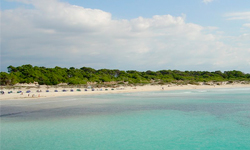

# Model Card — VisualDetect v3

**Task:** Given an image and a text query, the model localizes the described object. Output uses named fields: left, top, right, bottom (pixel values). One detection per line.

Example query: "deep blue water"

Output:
left=1, top=88, right=250, bottom=150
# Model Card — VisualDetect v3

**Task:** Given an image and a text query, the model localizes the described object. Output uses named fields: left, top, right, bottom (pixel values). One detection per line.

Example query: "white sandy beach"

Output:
left=1, top=84, right=250, bottom=100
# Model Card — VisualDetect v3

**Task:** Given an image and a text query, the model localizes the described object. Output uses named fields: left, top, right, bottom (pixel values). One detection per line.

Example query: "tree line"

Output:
left=0, top=64, right=250, bottom=86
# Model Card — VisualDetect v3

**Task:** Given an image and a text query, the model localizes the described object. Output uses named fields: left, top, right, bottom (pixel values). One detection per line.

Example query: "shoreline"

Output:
left=1, top=84, right=250, bottom=100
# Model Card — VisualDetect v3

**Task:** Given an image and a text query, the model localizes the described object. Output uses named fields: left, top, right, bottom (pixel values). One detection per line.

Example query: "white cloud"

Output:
left=203, top=0, right=214, bottom=4
left=225, top=12, right=250, bottom=21
left=1, top=0, right=250, bottom=72
left=225, top=12, right=250, bottom=36
left=243, top=23, right=250, bottom=28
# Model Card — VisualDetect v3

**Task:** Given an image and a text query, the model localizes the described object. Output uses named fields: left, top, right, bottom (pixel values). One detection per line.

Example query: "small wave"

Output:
left=18, top=99, right=78, bottom=107
left=198, top=90, right=207, bottom=93
left=0, top=112, right=22, bottom=117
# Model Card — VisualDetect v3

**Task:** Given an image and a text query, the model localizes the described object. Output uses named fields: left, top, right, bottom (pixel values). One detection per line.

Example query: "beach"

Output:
left=1, top=83, right=250, bottom=100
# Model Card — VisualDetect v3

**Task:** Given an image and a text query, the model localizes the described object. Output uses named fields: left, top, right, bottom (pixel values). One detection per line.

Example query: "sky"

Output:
left=1, top=0, right=250, bottom=73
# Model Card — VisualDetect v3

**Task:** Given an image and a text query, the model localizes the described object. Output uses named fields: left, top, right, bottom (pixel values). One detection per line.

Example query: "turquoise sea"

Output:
left=1, top=88, right=250, bottom=150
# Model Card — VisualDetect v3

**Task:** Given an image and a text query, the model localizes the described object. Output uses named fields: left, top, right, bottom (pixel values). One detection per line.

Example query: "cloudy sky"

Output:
left=1, top=0, right=250, bottom=73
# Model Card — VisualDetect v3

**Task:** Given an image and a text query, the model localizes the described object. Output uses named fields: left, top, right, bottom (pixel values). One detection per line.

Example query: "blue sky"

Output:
left=1, top=0, right=250, bottom=72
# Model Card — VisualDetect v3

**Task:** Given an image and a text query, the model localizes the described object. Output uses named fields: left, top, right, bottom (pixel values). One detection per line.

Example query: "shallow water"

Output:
left=1, top=88, right=250, bottom=150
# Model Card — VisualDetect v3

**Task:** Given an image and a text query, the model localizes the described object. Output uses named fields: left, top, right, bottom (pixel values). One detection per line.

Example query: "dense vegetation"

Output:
left=0, top=64, right=250, bottom=86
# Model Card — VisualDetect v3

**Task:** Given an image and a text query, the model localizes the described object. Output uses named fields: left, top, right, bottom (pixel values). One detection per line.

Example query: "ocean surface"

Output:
left=1, top=88, right=250, bottom=150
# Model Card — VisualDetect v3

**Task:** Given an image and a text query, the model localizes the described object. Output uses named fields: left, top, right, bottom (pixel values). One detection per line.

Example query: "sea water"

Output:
left=1, top=88, right=250, bottom=150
